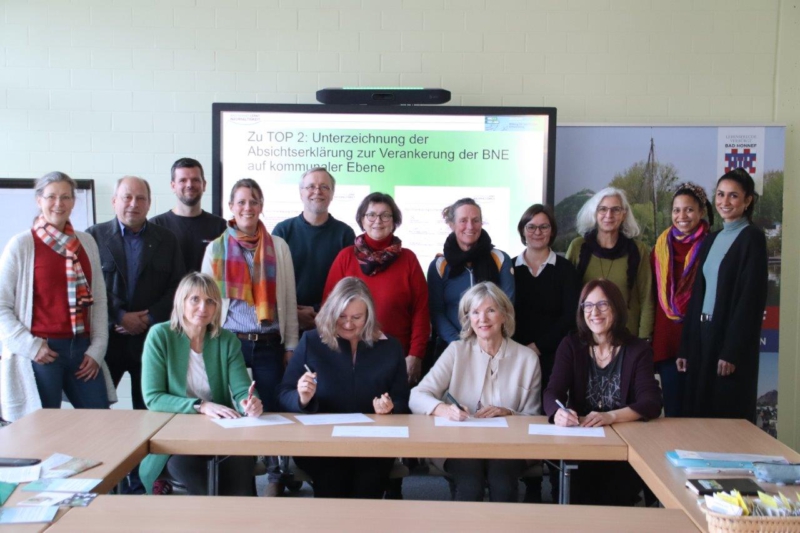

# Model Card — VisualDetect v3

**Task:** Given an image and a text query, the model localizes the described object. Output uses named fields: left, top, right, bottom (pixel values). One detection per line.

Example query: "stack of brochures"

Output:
left=666, top=449, right=789, bottom=476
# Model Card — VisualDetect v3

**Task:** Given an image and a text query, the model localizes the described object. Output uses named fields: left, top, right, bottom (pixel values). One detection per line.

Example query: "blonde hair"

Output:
left=315, top=277, right=381, bottom=350
left=170, top=273, right=223, bottom=338
left=458, top=282, right=516, bottom=341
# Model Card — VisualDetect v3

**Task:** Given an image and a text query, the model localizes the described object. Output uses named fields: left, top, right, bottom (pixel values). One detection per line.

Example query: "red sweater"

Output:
left=323, top=236, right=430, bottom=358
left=31, top=231, right=92, bottom=339
left=650, top=240, right=693, bottom=364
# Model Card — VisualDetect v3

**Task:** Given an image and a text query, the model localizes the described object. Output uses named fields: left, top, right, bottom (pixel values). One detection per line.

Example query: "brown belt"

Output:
left=236, top=332, right=282, bottom=345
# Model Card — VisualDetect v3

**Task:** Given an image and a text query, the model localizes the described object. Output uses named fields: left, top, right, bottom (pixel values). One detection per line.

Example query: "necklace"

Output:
left=598, top=257, right=616, bottom=279
left=591, top=345, right=617, bottom=409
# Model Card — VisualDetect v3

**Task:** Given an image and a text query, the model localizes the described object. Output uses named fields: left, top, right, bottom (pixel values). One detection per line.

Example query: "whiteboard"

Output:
left=0, top=179, right=96, bottom=256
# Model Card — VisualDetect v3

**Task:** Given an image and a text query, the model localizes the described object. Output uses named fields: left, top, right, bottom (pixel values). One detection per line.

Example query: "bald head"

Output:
left=113, top=176, right=151, bottom=231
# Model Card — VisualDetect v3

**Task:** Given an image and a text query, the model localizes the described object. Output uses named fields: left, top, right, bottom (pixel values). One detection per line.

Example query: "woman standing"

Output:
left=0, top=172, right=114, bottom=421
left=141, top=273, right=263, bottom=496
left=566, top=188, right=653, bottom=340
left=677, top=169, right=768, bottom=422
left=279, top=277, right=409, bottom=499
left=428, top=198, right=515, bottom=354
left=411, top=282, right=540, bottom=502
left=201, top=178, right=298, bottom=496
left=323, top=192, right=429, bottom=384
left=650, top=183, right=712, bottom=417
left=544, top=279, right=661, bottom=505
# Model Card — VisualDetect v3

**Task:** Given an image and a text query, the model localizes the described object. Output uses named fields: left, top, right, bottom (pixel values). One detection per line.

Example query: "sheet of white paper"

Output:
left=528, top=424, right=606, bottom=438
left=331, top=426, right=409, bottom=438
left=39, top=453, right=72, bottom=472
left=210, top=414, right=295, bottom=428
left=294, top=413, right=374, bottom=426
left=17, top=491, right=73, bottom=507
left=674, top=450, right=788, bottom=464
left=24, top=478, right=101, bottom=493
left=0, top=465, right=41, bottom=483
left=434, top=417, right=509, bottom=428
left=0, top=506, right=58, bottom=524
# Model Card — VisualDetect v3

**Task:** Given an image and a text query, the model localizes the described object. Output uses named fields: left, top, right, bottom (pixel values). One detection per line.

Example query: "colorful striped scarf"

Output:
left=33, top=215, right=93, bottom=335
left=653, top=220, right=709, bottom=322
left=209, top=219, right=277, bottom=323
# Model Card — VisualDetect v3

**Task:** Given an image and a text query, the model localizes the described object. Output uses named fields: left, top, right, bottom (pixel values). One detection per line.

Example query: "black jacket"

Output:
left=678, top=224, right=768, bottom=421
left=86, top=218, right=185, bottom=330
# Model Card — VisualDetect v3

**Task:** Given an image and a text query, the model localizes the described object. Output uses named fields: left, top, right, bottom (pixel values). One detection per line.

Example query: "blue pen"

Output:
left=303, top=364, right=317, bottom=384
left=555, top=399, right=568, bottom=411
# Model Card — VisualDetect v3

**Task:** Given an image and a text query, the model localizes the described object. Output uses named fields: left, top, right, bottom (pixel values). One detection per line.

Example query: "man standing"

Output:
left=87, top=176, right=185, bottom=410
left=273, top=167, right=355, bottom=331
left=150, top=158, right=227, bottom=272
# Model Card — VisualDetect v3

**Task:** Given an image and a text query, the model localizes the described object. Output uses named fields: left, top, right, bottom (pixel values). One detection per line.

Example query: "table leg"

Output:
left=207, top=456, right=219, bottom=496
left=558, top=461, right=578, bottom=505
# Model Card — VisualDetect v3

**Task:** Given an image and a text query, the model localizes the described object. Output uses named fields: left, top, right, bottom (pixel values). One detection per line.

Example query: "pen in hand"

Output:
left=304, top=364, right=318, bottom=384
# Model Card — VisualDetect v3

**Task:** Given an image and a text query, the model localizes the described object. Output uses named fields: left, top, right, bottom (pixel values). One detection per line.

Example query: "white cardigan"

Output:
left=201, top=233, right=299, bottom=350
left=0, top=230, right=117, bottom=421
left=410, top=338, right=542, bottom=417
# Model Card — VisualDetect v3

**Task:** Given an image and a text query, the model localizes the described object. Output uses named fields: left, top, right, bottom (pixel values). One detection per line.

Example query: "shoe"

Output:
left=152, top=480, right=173, bottom=495
left=254, top=461, right=267, bottom=476
left=264, top=482, right=285, bottom=497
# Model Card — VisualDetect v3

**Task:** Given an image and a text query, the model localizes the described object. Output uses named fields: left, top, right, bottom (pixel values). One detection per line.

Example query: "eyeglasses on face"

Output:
left=524, top=223, right=551, bottom=233
left=302, top=185, right=331, bottom=192
left=597, top=206, right=624, bottom=216
left=42, top=195, right=74, bottom=203
left=580, top=300, right=610, bottom=313
left=364, top=212, right=393, bottom=222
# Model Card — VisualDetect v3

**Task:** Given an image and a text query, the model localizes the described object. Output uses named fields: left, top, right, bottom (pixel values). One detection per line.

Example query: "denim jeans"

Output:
left=31, top=336, right=109, bottom=409
left=655, top=359, right=684, bottom=417
left=237, top=338, right=290, bottom=484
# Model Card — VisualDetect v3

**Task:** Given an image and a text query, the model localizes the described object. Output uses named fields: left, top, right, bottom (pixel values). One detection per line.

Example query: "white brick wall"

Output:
left=0, top=0, right=781, bottom=223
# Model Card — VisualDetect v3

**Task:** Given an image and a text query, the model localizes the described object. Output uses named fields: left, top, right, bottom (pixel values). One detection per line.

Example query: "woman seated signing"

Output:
left=140, top=272, right=263, bottom=496
left=543, top=278, right=662, bottom=505
left=410, top=281, right=541, bottom=503
left=278, top=277, right=409, bottom=499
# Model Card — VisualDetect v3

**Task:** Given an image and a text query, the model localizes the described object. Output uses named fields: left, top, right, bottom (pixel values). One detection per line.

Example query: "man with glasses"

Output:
left=273, top=167, right=355, bottom=332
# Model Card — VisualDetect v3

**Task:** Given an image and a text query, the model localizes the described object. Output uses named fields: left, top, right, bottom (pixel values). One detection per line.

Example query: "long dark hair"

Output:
left=716, top=168, right=758, bottom=222
left=575, top=279, right=633, bottom=347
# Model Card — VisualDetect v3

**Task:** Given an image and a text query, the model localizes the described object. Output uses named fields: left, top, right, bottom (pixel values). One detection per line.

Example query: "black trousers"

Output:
left=294, top=456, right=393, bottom=499
left=165, top=455, right=256, bottom=496
left=570, top=460, right=643, bottom=506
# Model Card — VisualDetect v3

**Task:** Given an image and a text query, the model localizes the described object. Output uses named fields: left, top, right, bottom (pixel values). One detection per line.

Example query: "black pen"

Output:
left=445, top=391, right=465, bottom=411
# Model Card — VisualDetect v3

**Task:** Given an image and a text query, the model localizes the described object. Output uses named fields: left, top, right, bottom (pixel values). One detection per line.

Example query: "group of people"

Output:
left=0, top=158, right=767, bottom=504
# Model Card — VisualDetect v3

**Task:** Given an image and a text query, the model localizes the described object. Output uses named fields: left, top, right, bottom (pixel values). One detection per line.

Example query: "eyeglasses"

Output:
left=580, top=300, right=610, bottom=313
left=42, top=195, right=74, bottom=203
left=302, top=185, right=331, bottom=192
left=597, top=206, right=624, bottom=216
left=364, top=212, right=393, bottom=222
left=524, top=223, right=551, bottom=233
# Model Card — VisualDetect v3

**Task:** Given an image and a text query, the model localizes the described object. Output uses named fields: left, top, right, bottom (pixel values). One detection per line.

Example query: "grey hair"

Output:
left=442, top=197, right=481, bottom=225
left=300, top=167, right=336, bottom=191
left=170, top=272, right=223, bottom=338
left=458, top=282, right=516, bottom=341
left=575, top=187, right=641, bottom=238
left=115, top=176, right=152, bottom=202
left=35, top=171, right=76, bottom=198
left=315, top=277, right=380, bottom=350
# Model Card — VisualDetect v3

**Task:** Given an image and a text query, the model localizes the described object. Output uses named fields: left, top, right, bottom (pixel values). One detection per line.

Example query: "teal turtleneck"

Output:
left=701, top=217, right=749, bottom=314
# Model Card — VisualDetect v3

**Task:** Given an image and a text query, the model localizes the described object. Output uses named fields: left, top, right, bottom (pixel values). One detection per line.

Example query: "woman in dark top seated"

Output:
left=544, top=278, right=662, bottom=505
left=278, top=276, right=409, bottom=499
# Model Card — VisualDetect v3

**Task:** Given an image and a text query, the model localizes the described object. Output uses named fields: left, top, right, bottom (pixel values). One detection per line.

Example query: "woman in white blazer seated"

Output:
left=410, top=281, right=541, bottom=502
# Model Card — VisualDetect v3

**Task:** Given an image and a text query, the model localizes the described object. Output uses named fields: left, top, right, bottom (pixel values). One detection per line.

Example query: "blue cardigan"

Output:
left=278, top=330, right=410, bottom=415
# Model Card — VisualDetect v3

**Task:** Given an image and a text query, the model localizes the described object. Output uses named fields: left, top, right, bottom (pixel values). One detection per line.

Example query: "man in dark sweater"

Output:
left=273, top=167, right=355, bottom=331
left=150, top=158, right=227, bottom=272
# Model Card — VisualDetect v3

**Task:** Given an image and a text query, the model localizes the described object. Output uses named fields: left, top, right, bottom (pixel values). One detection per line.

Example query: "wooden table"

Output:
left=44, top=495, right=700, bottom=532
left=0, top=409, right=173, bottom=532
left=151, top=413, right=629, bottom=501
left=613, top=418, right=800, bottom=532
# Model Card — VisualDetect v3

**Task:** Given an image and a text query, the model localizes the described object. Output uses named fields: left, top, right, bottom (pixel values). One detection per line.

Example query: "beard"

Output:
left=178, top=194, right=201, bottom=207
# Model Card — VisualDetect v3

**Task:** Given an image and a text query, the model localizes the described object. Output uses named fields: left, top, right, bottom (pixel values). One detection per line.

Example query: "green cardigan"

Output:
left=139, top=322, right=255, bottom=493
left=565, top=237, right=654, bottom=339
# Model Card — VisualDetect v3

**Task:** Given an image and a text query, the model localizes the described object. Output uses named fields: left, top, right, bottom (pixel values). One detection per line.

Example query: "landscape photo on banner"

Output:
left=553, top=125, right=784, bottom=437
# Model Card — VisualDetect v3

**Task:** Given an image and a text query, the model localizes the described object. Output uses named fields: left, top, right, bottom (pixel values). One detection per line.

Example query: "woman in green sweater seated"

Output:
left=566, top=188, right=654, bottom=340
left=140, top=272, right=263, bottom=495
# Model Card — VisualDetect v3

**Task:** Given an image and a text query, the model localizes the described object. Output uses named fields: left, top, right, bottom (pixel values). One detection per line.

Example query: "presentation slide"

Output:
left=215, top=105, right=554, bottom=266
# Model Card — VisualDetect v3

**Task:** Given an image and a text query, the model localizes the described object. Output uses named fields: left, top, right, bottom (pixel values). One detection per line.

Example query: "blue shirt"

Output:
left=118, top=219, right=146, bottom=322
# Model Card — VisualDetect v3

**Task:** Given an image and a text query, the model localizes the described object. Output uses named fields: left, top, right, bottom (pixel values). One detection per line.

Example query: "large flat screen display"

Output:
left=213, top=103, right=556, bottom=265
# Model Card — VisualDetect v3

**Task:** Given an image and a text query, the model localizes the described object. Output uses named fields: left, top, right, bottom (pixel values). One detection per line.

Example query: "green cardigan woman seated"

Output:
left=140, top=272, right=263, bottom=495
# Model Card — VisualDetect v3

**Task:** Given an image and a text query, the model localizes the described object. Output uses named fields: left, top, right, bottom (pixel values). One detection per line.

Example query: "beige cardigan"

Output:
left=201, top=233, right=299, bottom=350
left=410, top=338, right=542, bottom=417
left=0, top=230, right=117, bottom=421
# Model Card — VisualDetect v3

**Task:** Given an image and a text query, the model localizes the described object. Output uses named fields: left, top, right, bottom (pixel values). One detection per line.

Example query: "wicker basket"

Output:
left=703, top=504, right=800, bottom=533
